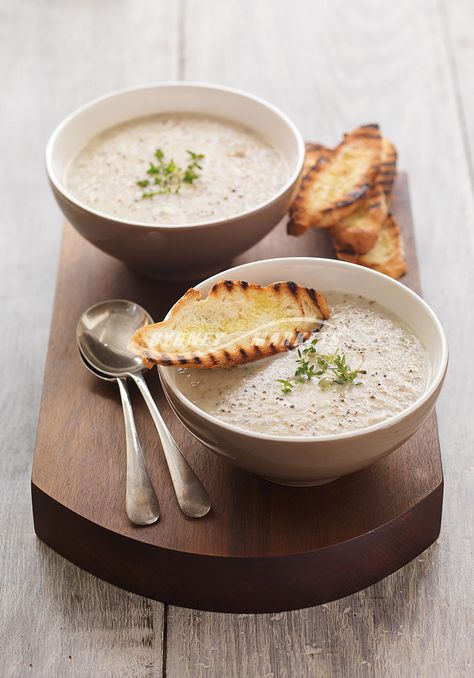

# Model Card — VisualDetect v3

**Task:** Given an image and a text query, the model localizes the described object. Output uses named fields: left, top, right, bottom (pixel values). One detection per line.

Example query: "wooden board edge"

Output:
left=31, top=478, right=443, bottom=613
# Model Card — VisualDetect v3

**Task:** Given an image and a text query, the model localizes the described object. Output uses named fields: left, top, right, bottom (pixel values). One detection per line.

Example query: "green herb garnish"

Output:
left=276, top=379, right=294, bottom=394
left=318, top=377, right=336, bottom=392
left=136, top=149, right=205, bottom=199
left=329, top=353, right=361, bottom=386
left=295, top=339, right=319, bottom=382
left=276, top=336, right=363, bottom=394
left=187, top=150, right=204, bottom=162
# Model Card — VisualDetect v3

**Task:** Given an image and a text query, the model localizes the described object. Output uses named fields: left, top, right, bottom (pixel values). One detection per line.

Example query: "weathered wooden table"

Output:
left=1, top=1, right=473, bottom=676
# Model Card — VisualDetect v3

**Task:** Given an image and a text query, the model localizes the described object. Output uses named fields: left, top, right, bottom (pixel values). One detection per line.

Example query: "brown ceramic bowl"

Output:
left=45, top=83, right=304, bottom=280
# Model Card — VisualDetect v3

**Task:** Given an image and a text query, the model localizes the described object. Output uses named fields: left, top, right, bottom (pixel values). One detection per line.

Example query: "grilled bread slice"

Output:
left=289, top=124, right=382, bottom=233
left=129, top=280, right=331, bottom=368
left=335, top=215, right=406, bottom=279
left=303, top=142, right=333, bottom=176
left=287, top=216, right=311, bottom=236
left=376, top=138, right=397, bottom=201
left=329, top=185, right=388, bottom=254
left=289, top=144, right=334, bottom=235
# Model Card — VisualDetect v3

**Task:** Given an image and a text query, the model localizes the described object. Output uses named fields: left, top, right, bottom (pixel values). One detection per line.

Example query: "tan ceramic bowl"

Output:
left=45, top=83, right=304, bottom=280
left=160, top=257, right=448, bottom=486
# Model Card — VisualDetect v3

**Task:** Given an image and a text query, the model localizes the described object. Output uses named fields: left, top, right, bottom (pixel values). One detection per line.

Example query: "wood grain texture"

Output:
left=1, top=0, right=473, bottom=675
left=165, top=0, right=474, bottom=675
left=0, top=0, right=178, bottom=675
left=440, top=0, right=474, bottom=192
left=31, top=177, right=443, bottom=613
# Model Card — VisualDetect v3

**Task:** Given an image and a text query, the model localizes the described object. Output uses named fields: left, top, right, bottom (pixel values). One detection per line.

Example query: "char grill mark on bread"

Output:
left=377, top=138, right=397, bottom=201
left=303, top=142, right=333, bottom=176
left=329, top=185, right=388, bottom=255
left=129, top=281, right=331, bottom=368
left=289, top=124, right=382, bottom=234
left=288, top=128, right=406, bottom=277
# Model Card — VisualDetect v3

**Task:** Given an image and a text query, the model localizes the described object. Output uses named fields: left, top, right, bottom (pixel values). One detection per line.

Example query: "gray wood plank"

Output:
left=2, top=0, right=474, bottom=676
left=439, top=0, right=474, bottom=192
left=165, top=1, right=474, bottom=676
left=0, top=1, right=179, bottom=675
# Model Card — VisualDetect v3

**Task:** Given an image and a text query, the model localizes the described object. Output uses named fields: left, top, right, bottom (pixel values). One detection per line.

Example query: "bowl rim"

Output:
left=159, top=256, right=449, bottom=443
left=45, top=81, right=305, bottom=230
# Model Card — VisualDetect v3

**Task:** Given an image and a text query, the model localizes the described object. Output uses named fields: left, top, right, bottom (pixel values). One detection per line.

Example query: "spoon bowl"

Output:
left=77, top=347, right=116, bottom=382
left=76, top=314, right=160, bottom=526
left=77, top=298, right=211, bottom=518
left=76, top=299, right=151, bottom=377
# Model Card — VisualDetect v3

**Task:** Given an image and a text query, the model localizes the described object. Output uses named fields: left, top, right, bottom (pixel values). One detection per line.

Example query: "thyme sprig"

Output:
left=136, top=149, right=205, bottom=199
left=276, top=379, right=294, bottom=394
left=295, top=339, right=319, bottom=382
left=276, top=336, right=363, bottom=393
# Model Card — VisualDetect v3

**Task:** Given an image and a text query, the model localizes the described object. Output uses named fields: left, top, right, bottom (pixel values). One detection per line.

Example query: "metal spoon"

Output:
left=76, top=299, right=211, bottom=518
left=77, top=349, right=160, bottom=526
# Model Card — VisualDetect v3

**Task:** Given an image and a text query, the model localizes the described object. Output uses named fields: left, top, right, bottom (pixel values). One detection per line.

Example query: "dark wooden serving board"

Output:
left=32, top=174, right=443, bottom=613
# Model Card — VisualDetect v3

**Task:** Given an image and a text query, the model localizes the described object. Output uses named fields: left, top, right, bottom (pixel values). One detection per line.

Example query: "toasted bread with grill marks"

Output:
left=303, top=142, right=333, bottom=176
left=289, top=124, right=382, bottom=233
left=289, top=144, right=334, bottom=235
left=129, top=280, right=331, bottom=368
left=329, top=185, right=388, bottom=254
left=287, top=216, right=310, bottom=236
left=376, top=138, right=397, bottom=202
left=335, top=215, right=406, bottom=279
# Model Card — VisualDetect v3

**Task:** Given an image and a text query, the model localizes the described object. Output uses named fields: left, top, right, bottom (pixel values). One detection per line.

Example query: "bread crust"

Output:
left=303, top=142, right=333, bottom=176
left=129, top=280, right=331, bottom=368
left=335, top=215, right=406, bottom=279
left=288, top=128, right=404, bottom=277
left=377, top=138, right=397, bottom=201
left=329, top=185, right=388, bottom=254
left=289, top=124, right=382, bottom=233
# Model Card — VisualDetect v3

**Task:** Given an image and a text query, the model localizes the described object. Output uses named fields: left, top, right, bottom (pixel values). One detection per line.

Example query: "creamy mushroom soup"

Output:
left=66, top=113, right=288, bottom=224
left=174, top=292, right=430, bottom=437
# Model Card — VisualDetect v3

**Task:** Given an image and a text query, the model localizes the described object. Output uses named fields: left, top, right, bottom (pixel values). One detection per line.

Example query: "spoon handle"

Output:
left=116, top=378, right=160, bottom=525
left=130, top=372, right=211, bottom=518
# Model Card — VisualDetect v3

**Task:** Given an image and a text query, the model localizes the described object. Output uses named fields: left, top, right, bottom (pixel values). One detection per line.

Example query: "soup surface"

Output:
left=66, top=113, right=288, bottom=224
left=174, top=292, right=430, bottom=436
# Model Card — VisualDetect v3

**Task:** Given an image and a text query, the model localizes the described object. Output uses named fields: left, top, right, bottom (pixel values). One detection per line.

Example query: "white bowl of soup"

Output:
left=46, top=83, right=304, bottom=279
left=159, top=257, right=448, bottom=486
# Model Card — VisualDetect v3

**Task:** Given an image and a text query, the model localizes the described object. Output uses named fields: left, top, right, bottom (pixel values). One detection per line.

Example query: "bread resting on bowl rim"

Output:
left=129, top=280, right=331, bottom=368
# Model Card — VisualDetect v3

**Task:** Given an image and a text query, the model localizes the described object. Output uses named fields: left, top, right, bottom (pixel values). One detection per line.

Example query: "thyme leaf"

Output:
left=136, top=148, right=205, bottom=199
left=276, top=379, right=294, bottom=394
left=276, top=336, right=363, bottom=394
